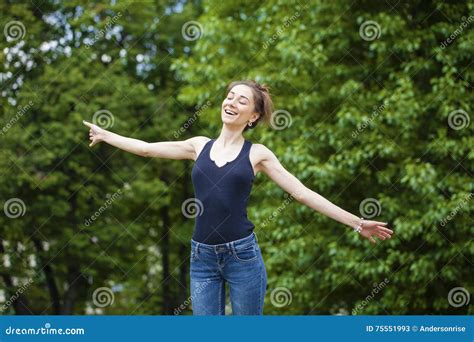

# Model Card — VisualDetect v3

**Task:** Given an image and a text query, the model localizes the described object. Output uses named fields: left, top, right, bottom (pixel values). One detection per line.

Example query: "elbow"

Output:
left=290, top=187, right=309, bottom=204
left=141, top=143, right=151, bottom=157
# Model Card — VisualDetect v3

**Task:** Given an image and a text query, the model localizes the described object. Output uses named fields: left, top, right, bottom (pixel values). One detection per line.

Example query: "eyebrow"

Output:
left=229, top=91, right=249, bottom=101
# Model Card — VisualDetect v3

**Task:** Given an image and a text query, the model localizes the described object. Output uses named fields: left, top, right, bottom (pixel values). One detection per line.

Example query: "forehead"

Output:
left=228, top=84, right=254, bottom=101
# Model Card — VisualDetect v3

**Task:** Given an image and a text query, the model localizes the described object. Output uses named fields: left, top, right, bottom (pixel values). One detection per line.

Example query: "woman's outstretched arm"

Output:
left=254, top=144, right=393, bottom=244
left=82, top=120, right=208, bottom=160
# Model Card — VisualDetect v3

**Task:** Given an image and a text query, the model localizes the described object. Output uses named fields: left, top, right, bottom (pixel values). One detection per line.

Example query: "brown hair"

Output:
left=226, top=80, right=274, bottom=132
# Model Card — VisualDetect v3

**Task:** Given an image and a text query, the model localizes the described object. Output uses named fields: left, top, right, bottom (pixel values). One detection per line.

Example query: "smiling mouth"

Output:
left=224, top=109, right=238, bottom=116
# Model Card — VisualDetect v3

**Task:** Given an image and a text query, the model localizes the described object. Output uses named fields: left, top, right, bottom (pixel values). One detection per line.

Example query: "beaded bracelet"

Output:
left=353, top=217, right=364, bottom=233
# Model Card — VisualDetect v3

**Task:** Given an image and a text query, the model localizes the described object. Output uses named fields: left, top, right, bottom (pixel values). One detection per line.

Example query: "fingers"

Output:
left=83, top=120, right=93, bottom=128
left=375, top=231, right=390, bottom=240
left=380, top=227, right=393, bottom=234
left=368, top=236, right=376, bottom=244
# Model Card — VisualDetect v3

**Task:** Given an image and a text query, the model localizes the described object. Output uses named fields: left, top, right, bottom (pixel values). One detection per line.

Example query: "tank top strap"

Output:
left=242, top=139, right=252, bottom=156
left=196, top=138, right=214, bottom=161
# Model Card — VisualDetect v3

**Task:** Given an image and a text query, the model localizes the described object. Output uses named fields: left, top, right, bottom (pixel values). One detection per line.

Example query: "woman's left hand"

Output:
left=359, top=220, right=393, bottom=244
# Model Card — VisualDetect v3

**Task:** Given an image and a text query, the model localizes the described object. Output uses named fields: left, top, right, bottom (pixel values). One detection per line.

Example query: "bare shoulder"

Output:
left=250, top=143, right=276, bottom=160
left=250, top=143, right=278, bottom=174
left=189, top=136, right=211, bottom=161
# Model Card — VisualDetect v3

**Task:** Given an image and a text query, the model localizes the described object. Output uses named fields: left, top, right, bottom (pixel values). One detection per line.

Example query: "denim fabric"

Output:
left=190, top=232, right=267, bottom=315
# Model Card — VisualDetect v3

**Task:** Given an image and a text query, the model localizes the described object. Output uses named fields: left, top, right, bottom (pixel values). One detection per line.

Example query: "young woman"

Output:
left=83, top=80, right=393, bottom=315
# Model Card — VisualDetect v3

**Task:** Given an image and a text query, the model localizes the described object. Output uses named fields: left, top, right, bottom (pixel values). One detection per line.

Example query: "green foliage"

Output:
left=173, top=0, right=473, bottom=314
left=0, top=0, right=472, bottom=315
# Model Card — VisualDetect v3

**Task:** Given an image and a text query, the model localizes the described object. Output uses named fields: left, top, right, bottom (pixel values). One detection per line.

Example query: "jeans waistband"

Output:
left=191, top=232, right=258, bottom=254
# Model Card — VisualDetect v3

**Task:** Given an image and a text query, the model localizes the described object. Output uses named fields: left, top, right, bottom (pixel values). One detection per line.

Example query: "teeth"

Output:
left=225, top=109, right=237, bottom=115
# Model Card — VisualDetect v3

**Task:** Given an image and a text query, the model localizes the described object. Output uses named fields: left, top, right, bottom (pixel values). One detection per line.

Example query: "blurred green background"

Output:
left=0, top=0, right=472, bottom=315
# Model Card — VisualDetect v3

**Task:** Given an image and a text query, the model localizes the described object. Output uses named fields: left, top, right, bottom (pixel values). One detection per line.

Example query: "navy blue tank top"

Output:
left=191, top=138, right=255, bottom=244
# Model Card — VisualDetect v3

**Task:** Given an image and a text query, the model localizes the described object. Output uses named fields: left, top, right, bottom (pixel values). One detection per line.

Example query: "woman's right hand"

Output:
left=83, top=120, right=107, bottom=147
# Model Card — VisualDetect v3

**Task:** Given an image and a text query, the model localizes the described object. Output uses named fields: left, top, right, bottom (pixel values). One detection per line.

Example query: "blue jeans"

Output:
left=190, top=232, right=267, bottom=315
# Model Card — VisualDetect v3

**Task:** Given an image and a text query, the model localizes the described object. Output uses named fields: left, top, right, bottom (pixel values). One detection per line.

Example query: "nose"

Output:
left=226, top=97, right=237, bottom=106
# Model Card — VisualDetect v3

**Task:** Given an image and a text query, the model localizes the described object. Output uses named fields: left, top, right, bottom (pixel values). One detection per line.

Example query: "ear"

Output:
left=251, top=112, right=260, bottom=123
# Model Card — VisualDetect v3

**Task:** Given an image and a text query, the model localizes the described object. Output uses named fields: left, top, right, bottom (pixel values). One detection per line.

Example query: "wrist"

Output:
left=352, top=217, right=365, bottom=234
left=101, top=129, right=111, bottom=142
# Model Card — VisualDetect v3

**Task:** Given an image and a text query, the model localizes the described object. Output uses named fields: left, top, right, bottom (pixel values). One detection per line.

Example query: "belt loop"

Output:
left=196, top=242, right=200, bottom=254
left=230, top=241, right=236, bottom=254
left=254, top=232, right=258, bottom=243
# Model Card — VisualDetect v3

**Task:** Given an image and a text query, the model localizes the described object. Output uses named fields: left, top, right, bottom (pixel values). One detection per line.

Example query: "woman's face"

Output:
left=221, top=84, right=260, bottom=130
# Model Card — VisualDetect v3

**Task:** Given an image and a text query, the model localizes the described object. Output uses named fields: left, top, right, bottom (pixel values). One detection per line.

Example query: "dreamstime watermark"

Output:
left=85, top=12, right=122, bottom=48
left=92, top=286, right=114, bottom=308
left=352, top=278, right=390, bottom=315
left=0, top=100, right=34, bottom=136
left=447, top=287, right=470, bottom=308
left=351, top=103, right=385, bottom=138
left=92, top=109, right=115, bottom=129
left=181, top=21, right=203, bottom=41
left=261, top=192, right=297, bottom=228
left=84, top=189, right=123, bottom=227
left=270, top=286, right=292, bottom=308
left=447, top=109, right=470, bottom=130
left=359, top=20, right=381, bottom=41
left=0, top=277, right=34, bottom=313
left=270, top=109, right=292, bottom=130
left=262, top=9, right=304, bottom=49
left=181, top=197, right=204, bottom=218
left=5, top=322, right=85, bottom=336
left=4, top=20, right=26, bottom=42
left=440, top=193, right=472, bottom=227
left=359, top=198, right=381, bottom=219
left=440, top=16, right=474, bottom=49
left=173, top=101, right=211, bottom=138
left=174, top=279, right=210, bottom=315
left=3, top=198, right=26, bottom=218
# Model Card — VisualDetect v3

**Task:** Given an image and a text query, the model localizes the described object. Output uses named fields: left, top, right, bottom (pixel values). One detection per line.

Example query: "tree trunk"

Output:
left=0, top=239, right=33, bottom=315
left=160, top=205, right=171, bottom=314
left=62, top=264, right=81, bottom=314
left=32, top=238, right=61, bottom=314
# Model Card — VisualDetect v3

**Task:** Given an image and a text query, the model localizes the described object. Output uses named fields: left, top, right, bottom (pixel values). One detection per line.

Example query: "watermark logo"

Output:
left=92, top=109, right=115, bottom=129
left=448, top=287, right=470, bottom=308
left=270, top=286, right=292, bottom=307
left=4, top=198, right=26, bottom=218
left=181, top=198, right=204, bottom=218
left=359, top=198, right=381, bottom=219
left=270, top=109, right=292, bottom=130
left=181, top=21, right=203, bottom=41
left=359, top=20, right=381, bottom=41
left=92, top=286, right=114, bottom=307
left=448, top=109, right=470, bottom=130
left=4, top=21, right=26, bottom=42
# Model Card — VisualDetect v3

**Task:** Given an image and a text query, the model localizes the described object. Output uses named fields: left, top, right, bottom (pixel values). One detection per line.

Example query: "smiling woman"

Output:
left=82, top=79, right=393, bottom=316
left=221, top=80, right=273, bottom=132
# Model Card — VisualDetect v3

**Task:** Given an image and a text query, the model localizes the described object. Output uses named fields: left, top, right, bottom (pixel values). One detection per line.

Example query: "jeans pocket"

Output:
left=190, top=248, right=199, bottom=262
left=233, top=243, right=258, bottom=262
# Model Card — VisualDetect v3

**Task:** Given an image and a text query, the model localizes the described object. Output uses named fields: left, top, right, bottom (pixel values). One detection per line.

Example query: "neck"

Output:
left=216, top=124, right=245, bottom=146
